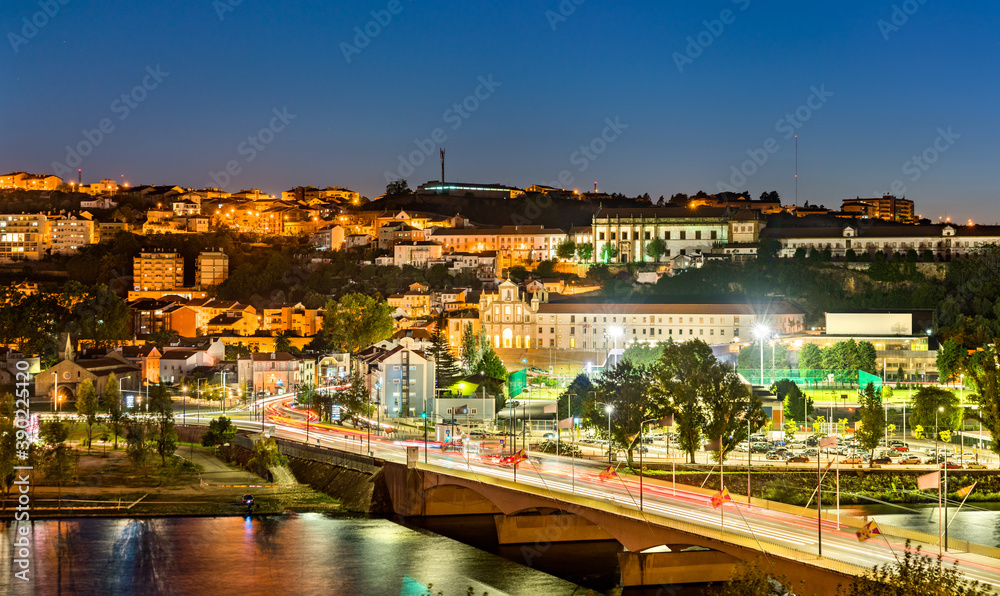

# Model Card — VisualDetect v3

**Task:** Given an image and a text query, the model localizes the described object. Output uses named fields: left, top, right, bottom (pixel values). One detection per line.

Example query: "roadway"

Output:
left=195, top=400, right=1000, bottom=591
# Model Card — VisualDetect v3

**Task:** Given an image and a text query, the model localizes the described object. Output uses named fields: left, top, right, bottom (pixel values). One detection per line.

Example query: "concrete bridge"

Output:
left=382, top=454, right=865, bottom=594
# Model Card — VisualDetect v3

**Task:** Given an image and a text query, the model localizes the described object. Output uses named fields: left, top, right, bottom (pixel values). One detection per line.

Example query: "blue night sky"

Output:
left=2, top=0, right=998, bottom=221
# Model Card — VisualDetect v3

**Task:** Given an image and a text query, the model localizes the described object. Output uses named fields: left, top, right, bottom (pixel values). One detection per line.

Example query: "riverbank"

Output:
left=0, top=443, right=340, bottom=519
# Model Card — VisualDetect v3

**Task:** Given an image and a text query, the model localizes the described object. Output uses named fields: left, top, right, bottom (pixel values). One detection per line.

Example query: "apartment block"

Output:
left=195, top=250, right=229, bottom=287
left=50, top=216, right=97, bottom=255
left=0, top=172, right=62, bottom=190
left=0, top=213, right=47, bottom=260
left=133, top=251, right=184, bottom=291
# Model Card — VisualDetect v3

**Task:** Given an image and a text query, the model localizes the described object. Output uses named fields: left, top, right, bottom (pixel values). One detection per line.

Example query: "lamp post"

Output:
left=936, top=405, right=944, bottom=556
left=53, top=372, right=58, bottom=413
left=605, top=404, right=614, bottom=465
left=754, top=324, right=769, bottom=386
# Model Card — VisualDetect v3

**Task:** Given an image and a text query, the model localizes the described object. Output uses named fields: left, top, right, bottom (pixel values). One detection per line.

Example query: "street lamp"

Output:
left=754, top=324, right=769, bottom=386
left=605, top=404, right=614, bottom=465
left=639, top=415, right=671, bottom=511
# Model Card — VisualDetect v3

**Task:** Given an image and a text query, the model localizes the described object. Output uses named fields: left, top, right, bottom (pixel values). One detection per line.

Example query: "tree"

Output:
left=645, top=238, right=666, bottom=262
left=460, top=322, right=481, bottom=373
left=702, top=363, right=767, bottom=458
left=600, top=243, right=618, bottom=263
left=707, top=559, right=799, bottom=596
left=910, top=386, right=961, bottom=435
left=101, top=376, right=126, bottom=450
left=321, top=293, right=394, bottom=354
left=428, top=317, right=462, bottom=389
left=775, top=379, right=812, bottom=421
left=147, top=382, right=177, bottom=466
left=855, top=383, right=886, bottom=465
left=622, top=342, right=665, bottom=367
left=476, top=337, right=508, bottom=406
left=586, top=263, right=612, bottom=284
left=274, top=331, right=293, bottom=354
left=558, top=373, right=592, bottom=421
left=335, top=367, right=371, bottom=423
left=202, top=416, right=237, bottom=447
left=0, top=393, right=18, bottom=506
left=651, top=339, right=716, bottom=463
left=555, top=239, right=576, bottom=260
left=576, top=243, right=593, bottom=262
left=385, top=179, right=411, bottom=195
left=840, top=542, right=991, bottom=596
left=246, top=437, right=288, bottom=477
left=585, top=359, right=655, bottom=467
left=41, top=419, right=76, bottom=508
left=856, top=340, right=878, bottom=374
left=798, top=343, right=823, bottom=371
left=937, top=338, right=966, bottom=382
left=124, top=415, right=154, bottom=473
left=75, top=379, right=100, bottom=452
left=968, top=349, right=1000, bottom=455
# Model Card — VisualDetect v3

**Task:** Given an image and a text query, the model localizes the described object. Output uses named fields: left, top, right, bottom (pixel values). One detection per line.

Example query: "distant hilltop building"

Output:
left=841, top=194, right=914, bottom=223
left=0, top=171, right=62, bottom=191
left=416, top=181, right=524, bottom=199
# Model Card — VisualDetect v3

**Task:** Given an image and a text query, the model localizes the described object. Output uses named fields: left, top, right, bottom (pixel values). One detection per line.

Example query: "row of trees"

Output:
left=796, top=339, right=878, bottom=374
left=583, top=338, right=766, bottom=466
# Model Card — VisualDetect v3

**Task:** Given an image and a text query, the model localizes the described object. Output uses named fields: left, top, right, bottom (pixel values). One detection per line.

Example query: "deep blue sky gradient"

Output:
left=2, top=0, right=998, bottom=221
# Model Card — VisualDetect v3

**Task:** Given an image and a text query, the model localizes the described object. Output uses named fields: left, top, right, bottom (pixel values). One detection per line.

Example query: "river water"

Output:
left=6, top=506, right=996, bottom=595
left=0, top=514, right=592, bottom=596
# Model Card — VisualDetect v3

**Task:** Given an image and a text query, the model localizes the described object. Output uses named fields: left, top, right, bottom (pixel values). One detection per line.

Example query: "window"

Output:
left=599, top=232, right=605, bottom=240
left=570, top=315, right=576, bottom=323
left=669, top=329, right=673, bottom=335
left=695, top=231, right=702, bottom=240
left=700, top=329, right=704, bottom=335
left=610, top=232, right=616, bottom=240
left=570, top=328, right=575, bottom=335
left=658, top=329, right=662, bottom=335
left=680, top=231, right=686, bottom=240
left=689, top=329, right=694, bottom=335
left=471, top=408, right=478, bottom=415
left=644, top=231, right=651, bottom=240
left=550, top=327, right=555, bottom=334
left=721, top=329, right=725, bottom=336
left=622, top=232, right=628, bottom=240
left=665, top=231, right=671, bottom=240
left=711, top=230, right=717, bottom=240
left=549, top=339, right=555, bottom=347
left=538, top=326, right=543, bottom=335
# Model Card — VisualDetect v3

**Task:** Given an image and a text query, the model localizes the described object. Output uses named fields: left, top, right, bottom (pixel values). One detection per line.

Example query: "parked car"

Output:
left=801, top=448, right=820, bottom=457
left=751, top=443, right=770, bottom=453
left=940, top=461, right=963, bottom=470
left=872, top=455, right=892, bottom=465
left=842, top=455, right=864, bottom=464
left=805, top=437, right=819, bottom=447
left=786, top=454, right=810, bottom=463
left=898, top=454, right=922, bottom=465
left=766, top=450, right=783, bottom=460
left=967, top=461, right=989, bottom=470
left=542, top=432, right=556, bottom=440
left=736, top=442, right=750, bottom=452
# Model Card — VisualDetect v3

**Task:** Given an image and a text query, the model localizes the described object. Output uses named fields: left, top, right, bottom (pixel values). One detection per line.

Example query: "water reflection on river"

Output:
left=1, top=514, right=588, bottom=596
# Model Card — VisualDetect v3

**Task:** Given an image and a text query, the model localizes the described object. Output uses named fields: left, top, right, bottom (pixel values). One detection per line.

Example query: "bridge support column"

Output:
left=494, top=513, right=615, bottom=545
left=619, top=550, right=739, bottom=587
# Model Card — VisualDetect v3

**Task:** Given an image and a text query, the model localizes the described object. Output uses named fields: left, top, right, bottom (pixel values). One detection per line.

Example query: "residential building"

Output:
left=237, top=352, right=304, bottom=395
left=841, top=195, right=915, bottom=223
left=49, top=215, right=97, bottom=255
left=0, top=171, right=62, bottom=190
left=171, top=199, right=200, bottom=217
left=133, top=250, right=184, bottom=291
left=430, top=225, right=568, bottom=265
left=355, top=344, right=436, bottom=419
left=310, top=225, right=347, bottom=251
left=345, top=234, right=371, bottom=249
left=388, top=283, right=434, bottom=318
left=259, top=302, right=324, bottom=336
left=195, top=250, right=229, bottom=287
left=0, top=213, right=47, bottom=261
left=393, top=241, right=443, bottom=267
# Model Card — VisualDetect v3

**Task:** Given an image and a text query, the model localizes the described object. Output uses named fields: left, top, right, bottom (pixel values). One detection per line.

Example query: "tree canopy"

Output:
left=320, top=293, right=394, bottom=354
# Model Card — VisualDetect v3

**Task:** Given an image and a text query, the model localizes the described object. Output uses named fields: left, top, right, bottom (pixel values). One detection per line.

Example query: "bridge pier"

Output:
left=618, top=549, right=739, bottom=587
left=494, top=513, right=615, bottom=545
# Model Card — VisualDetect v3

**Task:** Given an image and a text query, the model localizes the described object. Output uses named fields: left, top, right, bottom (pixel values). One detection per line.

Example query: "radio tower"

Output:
left=440, top=148, right=445, bottom=183
left=794, top=135, right=798, bottom=206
